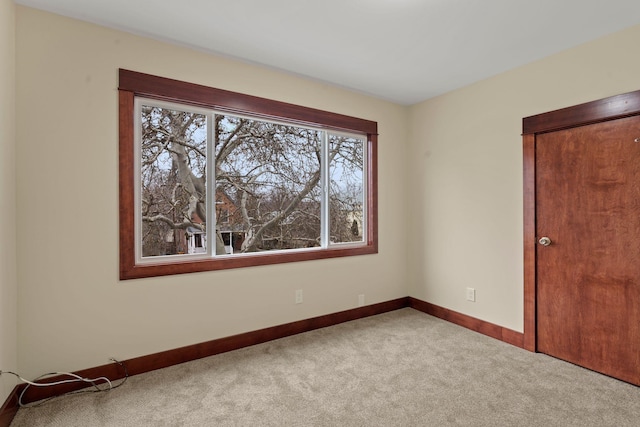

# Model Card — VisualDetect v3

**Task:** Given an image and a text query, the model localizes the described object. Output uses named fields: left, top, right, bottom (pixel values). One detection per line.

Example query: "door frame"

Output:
left=522, top=89, right=640, bottom=351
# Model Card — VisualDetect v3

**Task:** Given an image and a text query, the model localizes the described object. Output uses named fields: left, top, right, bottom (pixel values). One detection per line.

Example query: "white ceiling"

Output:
left=15, top=0, right=640, bottom=105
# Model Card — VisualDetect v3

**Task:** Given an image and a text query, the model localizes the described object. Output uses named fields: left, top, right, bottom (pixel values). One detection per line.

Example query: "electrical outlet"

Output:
left=466, top=287, right=476, bottom=302
left=358, top=294, right=365, bottom=307
left=295, top=289, right=303, bottom=304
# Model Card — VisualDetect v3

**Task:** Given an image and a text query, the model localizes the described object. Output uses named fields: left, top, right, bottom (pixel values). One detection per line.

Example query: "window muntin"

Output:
left=119, top=69, right=377, bottom=279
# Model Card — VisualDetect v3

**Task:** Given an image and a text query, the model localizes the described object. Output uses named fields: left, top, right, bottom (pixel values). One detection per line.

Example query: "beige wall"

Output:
left=10, top=3, right=640, bottom=385
left=408, top=24, right=640, bottom=332
left=0, top=0, right=17, bottom=403
left=14, top=7, right=409, bottom=378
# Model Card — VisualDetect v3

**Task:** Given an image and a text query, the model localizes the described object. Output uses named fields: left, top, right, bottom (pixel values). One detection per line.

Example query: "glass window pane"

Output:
left=140, top=105, right=208, bottom=258
left=215, top=115, right=322, bottom=253
left=329, top=134, right=365, bottom=244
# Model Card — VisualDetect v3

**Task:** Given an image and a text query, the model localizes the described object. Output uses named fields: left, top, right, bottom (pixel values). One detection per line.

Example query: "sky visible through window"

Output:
left=139, top=103, right=364, bottom=259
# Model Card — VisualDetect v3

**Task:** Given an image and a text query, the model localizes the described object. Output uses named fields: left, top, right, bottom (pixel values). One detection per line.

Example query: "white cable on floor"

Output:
left=1, top=358, right=128, bottom=407
left=3, top=371, right=112, bottom=389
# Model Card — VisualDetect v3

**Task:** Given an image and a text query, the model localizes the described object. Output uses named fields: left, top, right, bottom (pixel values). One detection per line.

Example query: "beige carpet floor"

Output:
left=10, top=308, right=640, bottom=426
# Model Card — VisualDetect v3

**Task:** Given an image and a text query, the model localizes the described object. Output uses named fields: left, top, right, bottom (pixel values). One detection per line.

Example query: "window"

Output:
left=119, top=69, right=378, bottom=279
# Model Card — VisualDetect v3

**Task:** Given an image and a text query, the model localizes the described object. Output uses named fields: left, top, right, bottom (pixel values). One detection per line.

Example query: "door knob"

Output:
left=538, top=237, right=552, bottom=246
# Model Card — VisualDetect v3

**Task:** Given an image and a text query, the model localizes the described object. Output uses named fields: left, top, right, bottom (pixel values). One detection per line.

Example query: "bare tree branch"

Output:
left=241, top=169, right=321, bottom=252
left=142, top=214, right=203, bottom=231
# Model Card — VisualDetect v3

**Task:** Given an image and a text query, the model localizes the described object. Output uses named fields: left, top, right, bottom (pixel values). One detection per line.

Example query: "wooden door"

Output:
left=535, top=115, right=640, bottom=385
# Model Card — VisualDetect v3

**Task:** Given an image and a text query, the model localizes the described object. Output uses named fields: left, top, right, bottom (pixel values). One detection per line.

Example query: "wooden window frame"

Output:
left=119, top=69, right=378, bottom=280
